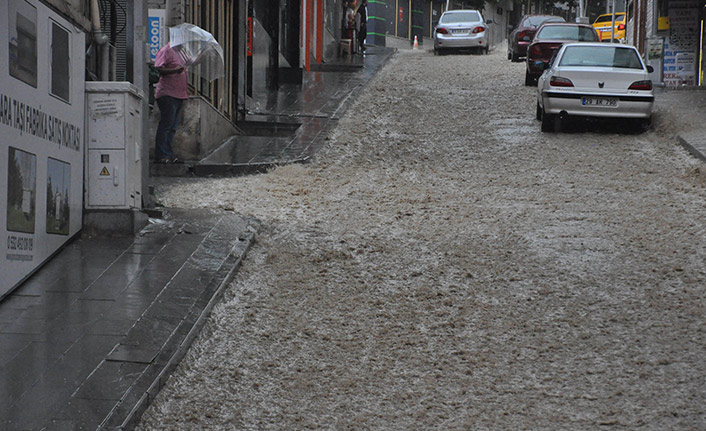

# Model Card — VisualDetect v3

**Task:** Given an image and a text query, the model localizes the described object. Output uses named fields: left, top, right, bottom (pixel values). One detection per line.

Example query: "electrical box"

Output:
left=85, top=82, right=144, bottom=209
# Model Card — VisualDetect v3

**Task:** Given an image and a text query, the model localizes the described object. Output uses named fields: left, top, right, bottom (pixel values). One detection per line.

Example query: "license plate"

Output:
left=582, top=97, right=618, bottom=107
left=451, top=29, right=468, bottom=34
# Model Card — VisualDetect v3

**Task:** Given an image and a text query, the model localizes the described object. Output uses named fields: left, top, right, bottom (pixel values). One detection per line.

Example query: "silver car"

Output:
left=434, top=10, right=491, bottom=55
left=536, top=43, right=654, bottom=132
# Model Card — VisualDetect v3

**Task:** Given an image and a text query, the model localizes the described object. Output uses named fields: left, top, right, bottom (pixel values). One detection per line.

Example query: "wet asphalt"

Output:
left=0, top=44, right=704, bottom=431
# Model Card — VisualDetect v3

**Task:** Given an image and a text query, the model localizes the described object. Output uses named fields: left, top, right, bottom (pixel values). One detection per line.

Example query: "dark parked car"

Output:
left=524, top=22, right=599, bottom=86
left=507, top=15, right=565, bottom=62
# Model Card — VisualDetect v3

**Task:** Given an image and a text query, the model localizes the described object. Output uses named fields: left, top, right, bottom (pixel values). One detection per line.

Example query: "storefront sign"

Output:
left=148, top=9, right=167, bottom=62
left=663, top=4, right=699, bottom=86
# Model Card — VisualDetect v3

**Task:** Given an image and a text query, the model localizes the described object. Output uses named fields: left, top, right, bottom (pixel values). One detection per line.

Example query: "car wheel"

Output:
left=524, top=70, right=533, bottom=86
left=484, top=45, right=489, bottom=55
left=507, top=51, right=512, bottom=60
left=511, top=52, right=520, bottom=62
left=536, top=102, right=542, bottom=121
left=541, top=112, right=556, bottom=133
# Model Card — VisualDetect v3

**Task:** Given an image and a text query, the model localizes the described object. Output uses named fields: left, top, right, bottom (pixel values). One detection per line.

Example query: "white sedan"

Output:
left=536, top=43, right=654, bottom=132
left=433, top=10, right=491, bottom=55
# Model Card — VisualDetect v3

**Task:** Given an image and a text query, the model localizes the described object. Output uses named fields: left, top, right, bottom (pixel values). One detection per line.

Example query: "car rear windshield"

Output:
left=594, top=14, right=625, bottom=23
left=559, top=46, right=644, bottom=69
left=440, top=11, right=481, bottom=23
left=536, top=25, right=598, bottom=41
left=523, top=15, right=565, bottom=27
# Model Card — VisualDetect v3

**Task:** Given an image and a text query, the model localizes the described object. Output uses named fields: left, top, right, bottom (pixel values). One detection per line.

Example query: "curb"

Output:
left=101, top=216, right=260, bottom=430
left=677, top=135, right=706, bottom=162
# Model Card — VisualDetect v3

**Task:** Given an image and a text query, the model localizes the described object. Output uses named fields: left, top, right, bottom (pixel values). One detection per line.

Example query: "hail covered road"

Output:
left=138, top=46, right=706, bottom=430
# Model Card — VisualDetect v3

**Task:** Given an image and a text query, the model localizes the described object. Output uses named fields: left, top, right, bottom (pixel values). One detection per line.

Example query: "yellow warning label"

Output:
left=100, top=167, right=110, bottom=176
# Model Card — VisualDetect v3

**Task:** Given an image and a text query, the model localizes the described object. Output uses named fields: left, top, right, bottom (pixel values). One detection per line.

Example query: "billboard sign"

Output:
left=1, top=0, right=85, bottom=297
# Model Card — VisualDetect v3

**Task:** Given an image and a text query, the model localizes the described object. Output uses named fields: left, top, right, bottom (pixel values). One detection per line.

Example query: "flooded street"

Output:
left=139, top=47, right=706, bottom=430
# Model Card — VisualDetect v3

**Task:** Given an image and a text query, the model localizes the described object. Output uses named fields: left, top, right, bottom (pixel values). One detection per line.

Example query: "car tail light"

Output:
left=436, top=27, right=448, bottom=34
left=472, top=26, right=485, bottom=34
left=518, top=31, right=526, bottom=40
left=550, top=76, right=574, bottom=87
left=629, top=80, right=652, bottom=90
left=617, top=24, right=625, bottom=30
left=529, top=44, right=542, bottom=56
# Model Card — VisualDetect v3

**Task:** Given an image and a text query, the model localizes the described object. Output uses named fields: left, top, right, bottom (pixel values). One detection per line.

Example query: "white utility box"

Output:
left=85, top=82, right=144, bottom=209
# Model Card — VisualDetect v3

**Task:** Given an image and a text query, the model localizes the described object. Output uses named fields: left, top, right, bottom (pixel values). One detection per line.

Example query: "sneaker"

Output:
left=171, top=157, right=184, bottom=164
left=156, top=158, right=172, bottom=164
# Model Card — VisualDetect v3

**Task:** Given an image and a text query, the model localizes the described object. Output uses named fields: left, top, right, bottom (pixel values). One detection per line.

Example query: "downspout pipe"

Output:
left=90, top=0, right=110, bottom=80
left=91, top=0, right=109, bottom=45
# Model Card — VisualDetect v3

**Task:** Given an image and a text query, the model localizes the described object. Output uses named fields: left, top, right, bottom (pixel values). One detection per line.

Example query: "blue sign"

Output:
left=148, top=15, right=162, bottom=61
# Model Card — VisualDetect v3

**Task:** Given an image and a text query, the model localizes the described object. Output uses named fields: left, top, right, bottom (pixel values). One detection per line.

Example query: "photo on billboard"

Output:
left=46, top=158, right=70, bottom=235
left=8, top=0, right=38, bottom=88
left=7, top=147, right=37, bottom=234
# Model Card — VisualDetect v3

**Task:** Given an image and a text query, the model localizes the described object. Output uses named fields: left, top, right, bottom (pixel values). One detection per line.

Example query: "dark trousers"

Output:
left=155, top=96, right=183, bottom=160
left=358, top=23, right=367, bottom=49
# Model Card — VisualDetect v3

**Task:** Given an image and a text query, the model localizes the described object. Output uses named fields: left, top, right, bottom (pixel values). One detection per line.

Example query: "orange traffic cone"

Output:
left=413, top=35, right=419, bottom=49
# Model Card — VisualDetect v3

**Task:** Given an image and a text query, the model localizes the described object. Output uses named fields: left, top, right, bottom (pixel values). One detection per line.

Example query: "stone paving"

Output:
left=0, top=210, right=258, bottom=430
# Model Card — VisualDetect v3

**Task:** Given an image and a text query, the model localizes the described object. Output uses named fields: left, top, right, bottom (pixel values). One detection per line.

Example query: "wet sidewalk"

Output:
left=153, top=45, right=395, bottom=177
left=0, top=209, right=259, bottom=430
left=655, top=87, right=706, bottom=162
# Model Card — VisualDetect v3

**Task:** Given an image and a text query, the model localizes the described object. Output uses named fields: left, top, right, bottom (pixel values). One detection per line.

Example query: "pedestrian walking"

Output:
left=342, top=1, right=355, bottom=41
left=154, top=43, right=189, bottom=164
left=356, top=0, right=368, bottom=52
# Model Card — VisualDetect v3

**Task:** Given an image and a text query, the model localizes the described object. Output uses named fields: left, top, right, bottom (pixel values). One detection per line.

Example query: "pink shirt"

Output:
left=154, top=44, right=189, bottom=100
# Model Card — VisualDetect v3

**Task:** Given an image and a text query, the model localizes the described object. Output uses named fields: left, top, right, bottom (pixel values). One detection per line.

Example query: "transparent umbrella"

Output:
left=169, top=23, right=224, bottom=81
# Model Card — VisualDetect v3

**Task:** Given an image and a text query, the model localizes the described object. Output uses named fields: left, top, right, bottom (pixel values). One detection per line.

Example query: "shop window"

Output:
left=50, top=21, right=70, bottom=103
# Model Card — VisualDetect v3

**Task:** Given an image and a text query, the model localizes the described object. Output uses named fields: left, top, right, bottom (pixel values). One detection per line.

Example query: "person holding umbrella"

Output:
left=153, top=42, right=188, bottom=164
left=153, top=24, right=224, bottom=164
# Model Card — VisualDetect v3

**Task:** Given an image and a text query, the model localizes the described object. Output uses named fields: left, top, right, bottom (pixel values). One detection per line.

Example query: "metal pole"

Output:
left=610, top=0, right=615, bottom=42
left=101, top=43, right=110, bottom=80
left=699, top=20, right=704, bottom=87
left=579, top=0, right=583, bottom=19
left=409, top=0, right=412, bottom=40
left=577, top=0, right=587, bottom=23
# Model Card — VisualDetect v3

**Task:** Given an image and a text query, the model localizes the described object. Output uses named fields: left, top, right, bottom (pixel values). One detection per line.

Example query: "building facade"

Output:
left=629, top=0, right=705, bottom=86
